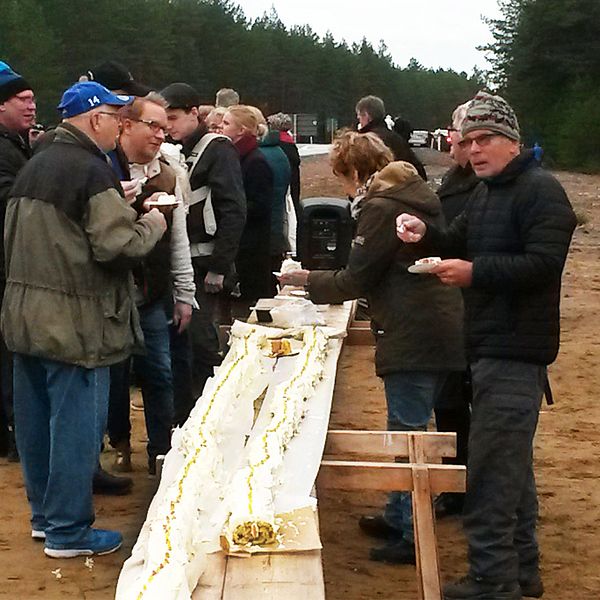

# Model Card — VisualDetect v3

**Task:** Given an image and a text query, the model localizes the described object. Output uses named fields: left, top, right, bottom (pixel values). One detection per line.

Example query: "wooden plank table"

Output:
left=193, top=296, right=356, bottom=599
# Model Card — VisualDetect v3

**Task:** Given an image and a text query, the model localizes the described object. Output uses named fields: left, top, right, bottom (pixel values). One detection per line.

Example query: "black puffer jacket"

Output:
left=437, top=163, right=479, bottom=224
left=0, top=125, right=31, bottom=280
left=308, top=161, right=465, bottom=377
left=428, top=151, right=577, bottom=365
left=359, top=118, right=427, bottom=181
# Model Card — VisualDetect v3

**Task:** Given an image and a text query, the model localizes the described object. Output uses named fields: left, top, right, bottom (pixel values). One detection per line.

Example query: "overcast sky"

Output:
left=234, top=0, right=502, bottom=74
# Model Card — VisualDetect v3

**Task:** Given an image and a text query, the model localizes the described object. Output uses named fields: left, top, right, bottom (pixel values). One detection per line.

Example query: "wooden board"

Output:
left=318, top=460, right=466, bottom=495
left=324, top=430, right=457, bottom=461
left=221, top=550, right=325, bottom=599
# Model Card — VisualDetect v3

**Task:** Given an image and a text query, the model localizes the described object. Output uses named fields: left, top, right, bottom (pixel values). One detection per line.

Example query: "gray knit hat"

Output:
left=461, top=91, right=520, bottom=141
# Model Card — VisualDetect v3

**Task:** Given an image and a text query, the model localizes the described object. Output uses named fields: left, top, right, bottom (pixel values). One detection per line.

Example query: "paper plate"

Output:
left=408, top=262, right=439, bottom=274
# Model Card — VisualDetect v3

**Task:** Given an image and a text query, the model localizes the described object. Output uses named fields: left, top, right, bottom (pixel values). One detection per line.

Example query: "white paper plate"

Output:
left=408, top=261, right=439, bottom=274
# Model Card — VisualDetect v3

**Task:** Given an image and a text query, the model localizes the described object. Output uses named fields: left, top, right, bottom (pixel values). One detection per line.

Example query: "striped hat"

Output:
left=462, top=91, right=520, bottom=141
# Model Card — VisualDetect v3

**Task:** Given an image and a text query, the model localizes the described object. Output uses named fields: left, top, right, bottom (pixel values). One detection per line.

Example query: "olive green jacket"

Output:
left=1, top=124, right=165, bottom=368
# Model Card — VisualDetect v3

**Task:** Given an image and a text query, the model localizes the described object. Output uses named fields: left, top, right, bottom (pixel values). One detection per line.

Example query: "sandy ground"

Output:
left=1, top=149, right=599, bottom=598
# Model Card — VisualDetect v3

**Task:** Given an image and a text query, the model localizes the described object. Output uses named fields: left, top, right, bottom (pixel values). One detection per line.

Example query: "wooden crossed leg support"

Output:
left=318, top=430, right=466, bottom=600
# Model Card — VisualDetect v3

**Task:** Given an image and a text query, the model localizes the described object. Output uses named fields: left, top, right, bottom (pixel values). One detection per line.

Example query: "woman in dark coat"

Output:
left=267, top=112, right=301, bottom=215
left=222, top=105, right=274, bottom=314
left=278, top=131, right=465, bottom=565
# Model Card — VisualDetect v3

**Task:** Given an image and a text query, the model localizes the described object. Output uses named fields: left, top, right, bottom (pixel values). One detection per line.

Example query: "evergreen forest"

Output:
left=2, top=0, right=600, bottom=170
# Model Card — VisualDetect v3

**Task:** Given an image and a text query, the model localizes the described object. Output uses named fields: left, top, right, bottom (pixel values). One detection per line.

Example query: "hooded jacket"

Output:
left=308, top=162, right=465, bottom=377
left=427, top=150, right=577, bottom=365
left=1, top=123, right=164, bottom=368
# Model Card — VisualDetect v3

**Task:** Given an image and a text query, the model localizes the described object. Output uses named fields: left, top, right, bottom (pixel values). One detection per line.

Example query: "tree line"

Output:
left=484, top=0, right=600, bottom=171
left=1, top=0, right=483, bottom=136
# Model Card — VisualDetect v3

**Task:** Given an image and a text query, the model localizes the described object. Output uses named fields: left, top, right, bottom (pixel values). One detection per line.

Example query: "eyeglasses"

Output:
left=129, top=118, right=167, bottom=135
left=96, top=111, right=121, bottom=121
left=458, top=133, right=498, bottom=149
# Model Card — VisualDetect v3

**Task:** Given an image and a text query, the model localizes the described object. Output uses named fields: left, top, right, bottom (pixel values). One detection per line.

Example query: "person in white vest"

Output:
left=160, top=82, right=246, bottom=421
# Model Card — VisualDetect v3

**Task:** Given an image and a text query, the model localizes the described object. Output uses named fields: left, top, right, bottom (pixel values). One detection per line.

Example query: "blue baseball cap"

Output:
left=57, top=81, right=133, bottom=118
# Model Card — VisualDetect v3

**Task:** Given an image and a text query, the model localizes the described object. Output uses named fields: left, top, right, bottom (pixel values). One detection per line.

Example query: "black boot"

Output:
left=93, top=466, right=133, bottom=495
left=520, top=574, right=544, bottom=598
left=358, top=515, right=403, bottom=540
left=434, top=492, right=465, bottom=518
left=369, top=539, right=416, bottom=565
left=444, top=575, right=521, bottom=600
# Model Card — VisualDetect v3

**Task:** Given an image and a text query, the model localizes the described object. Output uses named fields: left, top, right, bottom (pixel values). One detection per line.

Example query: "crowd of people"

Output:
left=0, top=57, right=577, bottom=600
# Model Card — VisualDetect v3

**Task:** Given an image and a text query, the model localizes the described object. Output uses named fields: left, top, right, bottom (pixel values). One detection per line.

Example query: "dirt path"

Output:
left=1, top=150, right=598, bottom=598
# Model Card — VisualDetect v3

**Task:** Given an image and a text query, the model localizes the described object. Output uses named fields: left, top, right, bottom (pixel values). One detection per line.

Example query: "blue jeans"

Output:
left=382, top=370, right=448, bottom=543
left=13, top=353, right=109, bottom=544
left=133, top=301, right=174, bottom=467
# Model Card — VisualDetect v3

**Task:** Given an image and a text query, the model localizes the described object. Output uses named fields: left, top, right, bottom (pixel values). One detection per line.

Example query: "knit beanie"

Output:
left=0, top=61, right=32, bottom=104
left=461, top=91, right=520, bottom=141
left=160, top=83, right=201, bottom=110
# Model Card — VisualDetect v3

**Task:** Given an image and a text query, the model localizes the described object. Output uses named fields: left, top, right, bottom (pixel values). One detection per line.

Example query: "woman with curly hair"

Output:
left=278, top=130, right=465, bottom=565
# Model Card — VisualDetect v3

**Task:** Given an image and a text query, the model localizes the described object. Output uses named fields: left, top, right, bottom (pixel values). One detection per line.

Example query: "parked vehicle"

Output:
left=408, top=129, right=429, bottom=147
left=432, top=128, right=451, bottom=152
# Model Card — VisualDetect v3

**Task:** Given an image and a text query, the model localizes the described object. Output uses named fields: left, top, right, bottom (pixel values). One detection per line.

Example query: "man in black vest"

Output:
left=161, top=83, right=246, bottom=421
left=397, top=92, right=577, bottom=600
left=0, top=61, right=36, bottom=460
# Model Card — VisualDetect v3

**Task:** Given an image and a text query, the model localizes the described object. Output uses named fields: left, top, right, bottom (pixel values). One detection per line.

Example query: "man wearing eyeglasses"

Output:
left=1, top=81, right=167, bottom=558
left=397, top=91, right=577, bottom=600
left=108, top=93, right=196, bottom=474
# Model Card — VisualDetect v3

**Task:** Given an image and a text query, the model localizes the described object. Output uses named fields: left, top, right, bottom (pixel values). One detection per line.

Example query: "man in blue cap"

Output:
left=0, top=61, right=36, bottom=460
left=1, top=81, right=167, bottom=558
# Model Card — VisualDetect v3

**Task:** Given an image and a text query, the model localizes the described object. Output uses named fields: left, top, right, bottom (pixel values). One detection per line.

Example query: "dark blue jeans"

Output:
left=13, top=353, right=109, bottom=544
left=382, top=370, right=448, bottom=543
left=133, top=301, right=174, bottom=467
left=465, top=358, right=545, bottom=584
left=108, top=300, right=174, bottom=466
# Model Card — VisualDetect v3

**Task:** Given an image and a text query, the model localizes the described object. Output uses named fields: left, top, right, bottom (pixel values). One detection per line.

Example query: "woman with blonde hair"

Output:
left=279, top=130, right=465, bottom=565
left=222, top=105, right=274, bottom=312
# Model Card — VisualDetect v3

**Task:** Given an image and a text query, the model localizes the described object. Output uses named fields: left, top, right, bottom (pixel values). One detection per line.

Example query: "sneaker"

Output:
left=44, top=528, right=122, bottom=558
left=31, top=529, right=46, bottom=541
left=444, top=575, right=521, bottom=600
left=369, top=539, right=416, bottom=565
left=358, top=515, right=403, bottom=540
left=434, top=492, right=465, bottom=519
left=520, top=575, right=544, bottom=598
left=112, top=442, right=132, bottom=473
left=93, top=466, right=133, bottom=495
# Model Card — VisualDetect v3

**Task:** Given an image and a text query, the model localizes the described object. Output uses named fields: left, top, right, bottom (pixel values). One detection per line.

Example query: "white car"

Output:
left=408, top=129, right=429, bottom=147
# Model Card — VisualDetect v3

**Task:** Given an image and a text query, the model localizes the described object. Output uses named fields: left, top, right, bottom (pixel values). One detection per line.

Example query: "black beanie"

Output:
left=160, top=83, right=201, bottom=109
left=0, top=61, right=32, bottom=104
